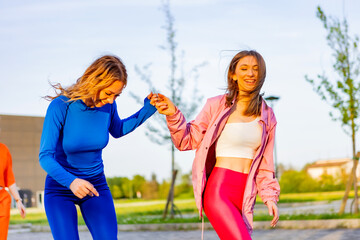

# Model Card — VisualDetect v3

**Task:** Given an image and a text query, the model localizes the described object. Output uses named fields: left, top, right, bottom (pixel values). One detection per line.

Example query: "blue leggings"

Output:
left=44, top=174, right=117, bottom=240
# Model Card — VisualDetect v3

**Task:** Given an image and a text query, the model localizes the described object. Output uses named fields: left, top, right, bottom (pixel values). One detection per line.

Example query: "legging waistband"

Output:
left=45, top=173, right=108, bottom=191
left=211, top=167, right=249, bottom=184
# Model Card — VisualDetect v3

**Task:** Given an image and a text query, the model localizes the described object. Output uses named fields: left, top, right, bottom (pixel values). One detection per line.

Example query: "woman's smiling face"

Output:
left=94, top=81, right=125, bottom=107
left=232, top=56, right=259, bottom=93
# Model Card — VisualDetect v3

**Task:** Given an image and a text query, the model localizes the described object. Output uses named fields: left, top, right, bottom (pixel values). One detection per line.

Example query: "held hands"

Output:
left=265, top=200, right=279, bottom=227
left=70, top=178, right=99, bottom=199
left=149, top=93, right=176, bottom=116
left=147, top=92, right=155, bottom=103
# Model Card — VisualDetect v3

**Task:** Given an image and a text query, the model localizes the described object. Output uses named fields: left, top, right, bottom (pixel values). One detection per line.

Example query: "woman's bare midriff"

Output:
left=215, top=157, right=253, bottom=174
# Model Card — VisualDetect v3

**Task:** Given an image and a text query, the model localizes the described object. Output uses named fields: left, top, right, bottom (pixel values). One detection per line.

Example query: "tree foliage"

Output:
left=280, top=170, right=319, bottom=193
left=305, top=5, right=360, bottom=214
left=305, top=6, right=360, bottom=135
left=279, top=169, right=346, bottom=193
left=107, top=171, right=193, bottom=200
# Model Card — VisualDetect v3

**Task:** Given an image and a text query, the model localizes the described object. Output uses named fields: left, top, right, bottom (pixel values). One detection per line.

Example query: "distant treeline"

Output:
left=107, top=167, right=348, bottom=199
left=279, top=168, right=348, bottom=193
left=106, top=172, right=193, bottom=200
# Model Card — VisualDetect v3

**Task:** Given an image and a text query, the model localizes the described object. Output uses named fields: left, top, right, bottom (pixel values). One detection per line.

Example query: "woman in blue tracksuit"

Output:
left=39, top=55, right=157, bottom=240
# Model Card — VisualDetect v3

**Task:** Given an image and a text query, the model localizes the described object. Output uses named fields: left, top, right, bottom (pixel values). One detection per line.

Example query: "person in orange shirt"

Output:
left=0, top=143, right=26, bottom=240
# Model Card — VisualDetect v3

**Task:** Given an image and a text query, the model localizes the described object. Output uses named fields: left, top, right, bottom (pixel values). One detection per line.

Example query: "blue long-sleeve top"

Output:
left=39, top=95, right=157, bottom=188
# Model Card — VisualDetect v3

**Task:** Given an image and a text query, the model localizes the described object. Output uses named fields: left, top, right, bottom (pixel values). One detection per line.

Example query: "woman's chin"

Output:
left=95, top=100, right=108, bottom=108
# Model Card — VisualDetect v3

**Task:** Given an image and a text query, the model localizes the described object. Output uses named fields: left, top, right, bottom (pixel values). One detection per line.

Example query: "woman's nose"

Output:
left=248, top=69, right=254, bottom=76
left=108, top=96, right=116, bottom=104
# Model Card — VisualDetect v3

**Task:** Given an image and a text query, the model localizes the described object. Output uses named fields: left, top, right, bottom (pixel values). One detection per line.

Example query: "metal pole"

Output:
left=265, top=96, right=280, bottom=178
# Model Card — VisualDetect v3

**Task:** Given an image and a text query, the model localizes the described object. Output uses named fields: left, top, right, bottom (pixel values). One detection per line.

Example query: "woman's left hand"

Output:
left=16, top=200, right=26, bottom=218
left=265, top=200, right=279, bottom=227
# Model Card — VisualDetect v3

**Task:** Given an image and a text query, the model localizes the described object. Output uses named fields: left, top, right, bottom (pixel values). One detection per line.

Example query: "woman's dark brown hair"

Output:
left=225, top=50, right=266, bottom=116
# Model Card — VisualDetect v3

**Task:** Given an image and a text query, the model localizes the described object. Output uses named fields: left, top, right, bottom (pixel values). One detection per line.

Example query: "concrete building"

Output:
left=0, top=114, right=46, bottom=207
left=305, top=158, right=360, bottom=181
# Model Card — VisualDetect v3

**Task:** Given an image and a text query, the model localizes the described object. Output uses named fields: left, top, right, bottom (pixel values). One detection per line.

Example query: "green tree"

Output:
left=119, top=177, right=132, bottom=198
left=305, top=6, right=360, bottom=214
left=174, top=171, right=193, bottom=198
left=143, top=173, right=160, bottom=199
left=317, top=173, right=344, bottom=191
left=107, top=176, right=132, bottom=198
left=158, top=179, right=171, bottom=199
left=132, top=175, right=146, bottom=198
left=130, top=0, right=206, bottom=218
left=280, top=170, right=319, bottom=193
left=335, top=168, right=350, bottom=187
left=111, top=185, right=122, bottom=199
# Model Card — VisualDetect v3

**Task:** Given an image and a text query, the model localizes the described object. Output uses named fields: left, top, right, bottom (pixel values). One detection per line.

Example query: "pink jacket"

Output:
left=166, top=94, right=280, bottom=234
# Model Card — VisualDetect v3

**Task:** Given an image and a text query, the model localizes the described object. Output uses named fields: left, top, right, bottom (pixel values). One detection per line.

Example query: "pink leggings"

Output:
left=203, top=167, right=252, bottom=240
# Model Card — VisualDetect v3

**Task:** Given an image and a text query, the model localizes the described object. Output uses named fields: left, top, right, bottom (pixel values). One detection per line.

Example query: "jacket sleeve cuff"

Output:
left=256, top=170, right=280, bottom=205
left=261, top=195, right=279, bottom=205
left=166, top=107, right=180, bottom=123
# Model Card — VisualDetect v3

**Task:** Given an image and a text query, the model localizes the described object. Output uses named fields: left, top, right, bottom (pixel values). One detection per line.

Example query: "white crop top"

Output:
left=216, top=117, right=262, bottom=159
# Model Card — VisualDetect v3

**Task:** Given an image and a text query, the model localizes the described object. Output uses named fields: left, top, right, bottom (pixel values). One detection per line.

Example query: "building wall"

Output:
left=344, top=161, right=360, bottom=179
left=308, top=166, right=345, bottom=179
left=307, top=167, right=326, bottom=179
left=0, top=114, right=46, bottom=207
left=307, top=160, right=360, bottom=181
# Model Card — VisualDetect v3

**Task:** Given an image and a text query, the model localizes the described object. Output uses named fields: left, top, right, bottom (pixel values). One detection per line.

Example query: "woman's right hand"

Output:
left=69, top=178, right=99, bottom=199
left=152, top=93, right=176, bottom=116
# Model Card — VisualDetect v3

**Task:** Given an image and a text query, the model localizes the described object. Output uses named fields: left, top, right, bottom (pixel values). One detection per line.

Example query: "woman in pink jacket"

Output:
left=153, top=50, right=280, bottom=239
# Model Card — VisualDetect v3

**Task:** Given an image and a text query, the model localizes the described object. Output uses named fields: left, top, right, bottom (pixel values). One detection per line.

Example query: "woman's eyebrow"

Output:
left=238, top=64, right=258, bottom=67
left=109, top=90, right=122, bottom=95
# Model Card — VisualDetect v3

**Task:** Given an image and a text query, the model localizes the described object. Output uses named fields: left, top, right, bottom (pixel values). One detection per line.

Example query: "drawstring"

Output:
left=201, top=216, right=204, bottom=240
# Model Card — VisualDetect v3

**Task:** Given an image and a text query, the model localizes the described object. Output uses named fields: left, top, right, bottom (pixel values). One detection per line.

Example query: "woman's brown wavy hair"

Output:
left=46, top=55, right=127, bottom=105
left=225, top=50, right=266, bottom=116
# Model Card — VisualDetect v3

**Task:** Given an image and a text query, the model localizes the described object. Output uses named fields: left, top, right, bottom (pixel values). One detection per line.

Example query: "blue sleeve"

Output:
left=109, top=97, right=157, bottom=138
left=39, top=97, right=77, bottom=188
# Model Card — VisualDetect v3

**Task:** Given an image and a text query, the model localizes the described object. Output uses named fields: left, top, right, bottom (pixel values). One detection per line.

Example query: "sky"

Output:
left=1, top=0, right=360, bottom=182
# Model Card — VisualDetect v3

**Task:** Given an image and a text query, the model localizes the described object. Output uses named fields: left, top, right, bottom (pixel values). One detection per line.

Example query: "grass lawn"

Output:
left=10, top=198, right=199, bottom=225
left=9, top=190, right=358, bottom=225
left=275, top=191, right=355, bottom=203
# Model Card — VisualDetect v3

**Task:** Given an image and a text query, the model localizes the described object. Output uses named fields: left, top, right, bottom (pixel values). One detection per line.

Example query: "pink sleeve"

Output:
left=256, top=114, right=280, bottom=204
left=165, top=99, right=212, bottom=151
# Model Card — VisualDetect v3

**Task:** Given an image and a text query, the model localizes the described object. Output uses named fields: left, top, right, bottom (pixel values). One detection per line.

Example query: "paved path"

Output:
left=8, top=229, right=360, bottom=240
left=254, top=199, right=353, bottom=216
